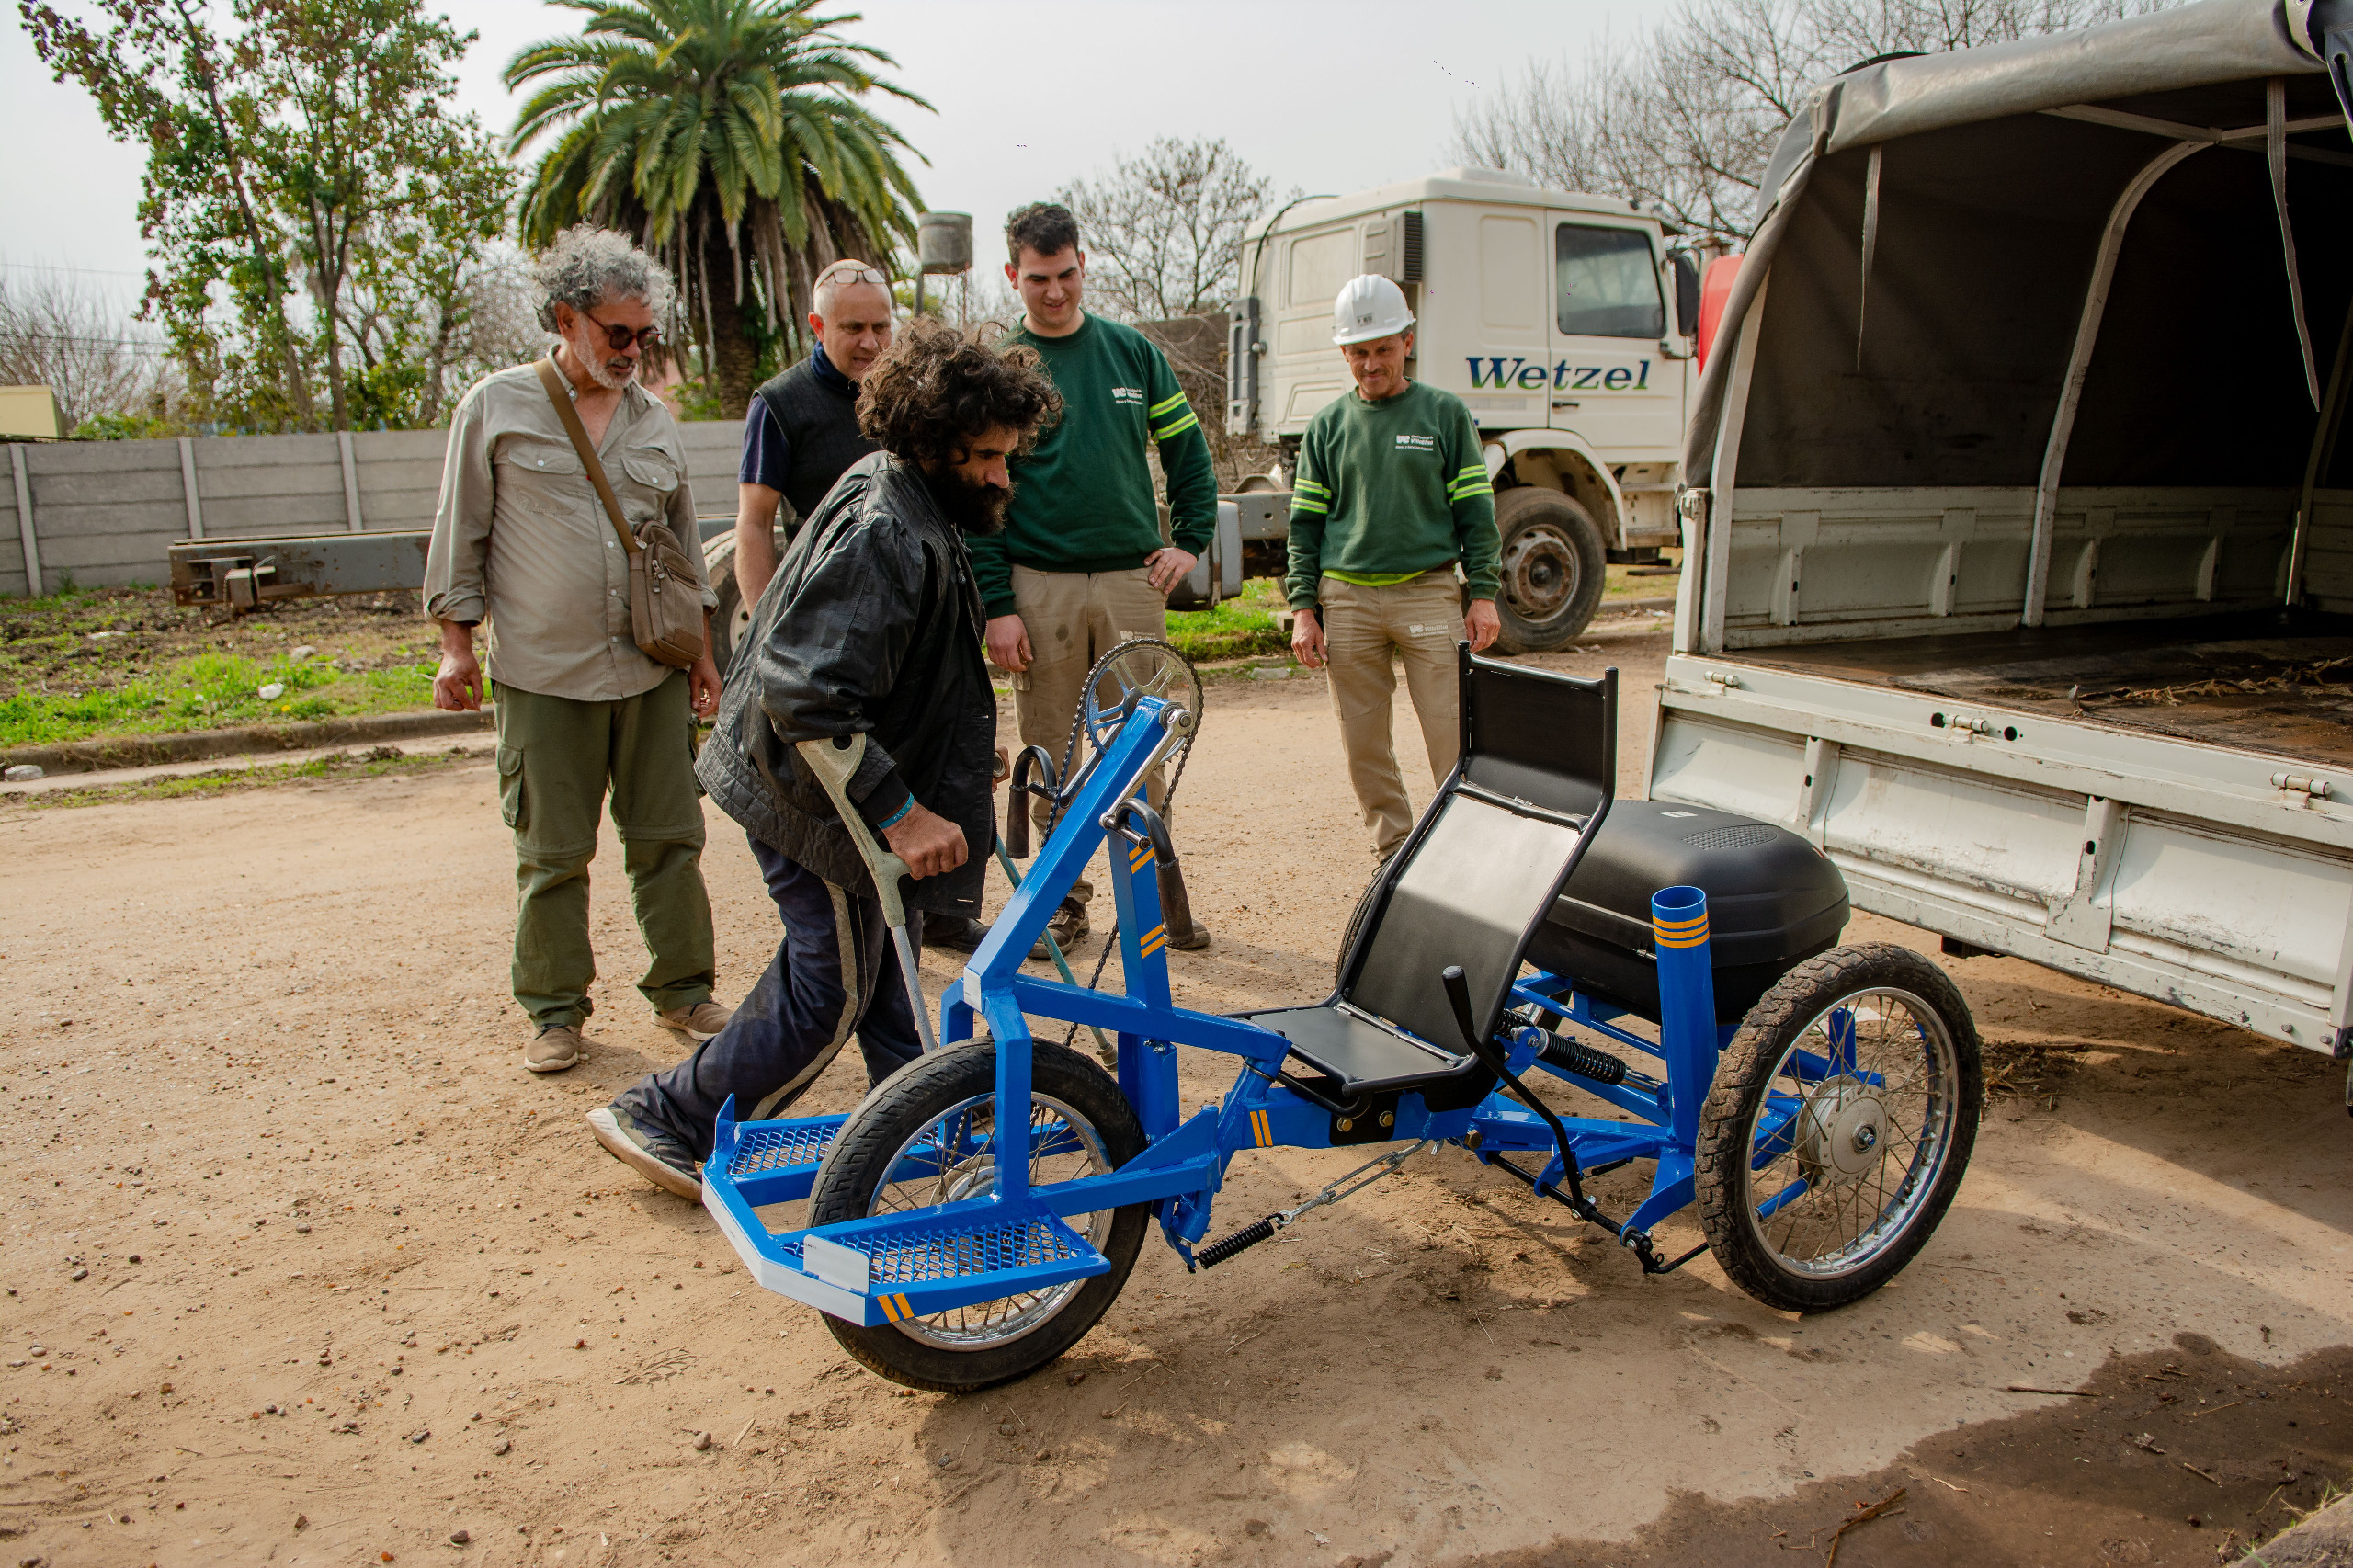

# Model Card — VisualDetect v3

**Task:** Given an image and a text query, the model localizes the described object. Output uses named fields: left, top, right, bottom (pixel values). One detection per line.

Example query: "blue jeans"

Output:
left=618, top=832, right=925, bottom=1161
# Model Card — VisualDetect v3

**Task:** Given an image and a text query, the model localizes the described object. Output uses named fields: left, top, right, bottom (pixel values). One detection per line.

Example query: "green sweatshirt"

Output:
left=1284, top=381, right=1500, bottom=609
left=974, top=313, right=1219, bottom=619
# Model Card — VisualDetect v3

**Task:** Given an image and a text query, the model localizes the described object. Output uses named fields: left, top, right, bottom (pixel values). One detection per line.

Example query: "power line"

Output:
left=0, top=259, right=151, bottom=280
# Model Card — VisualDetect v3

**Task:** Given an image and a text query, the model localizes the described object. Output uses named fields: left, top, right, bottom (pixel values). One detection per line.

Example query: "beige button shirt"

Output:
left=424, top=361, right=716, bottom=702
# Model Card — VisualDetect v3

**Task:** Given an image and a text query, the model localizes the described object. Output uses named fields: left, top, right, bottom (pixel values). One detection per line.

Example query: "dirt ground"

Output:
left=0, top=615, right=2347, bottom=1568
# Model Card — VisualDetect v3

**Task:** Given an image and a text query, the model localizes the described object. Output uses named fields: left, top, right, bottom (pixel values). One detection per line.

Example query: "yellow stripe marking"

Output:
left=1139, top=934, right=1169, bottom=960
left=1130, top=844, right=1154, bottom=870
left=1251, top=1109, right=1272, bottom=1147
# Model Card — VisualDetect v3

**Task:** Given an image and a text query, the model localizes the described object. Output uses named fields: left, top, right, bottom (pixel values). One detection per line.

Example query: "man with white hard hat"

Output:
left=1287, top=273, right=1501, bottom=864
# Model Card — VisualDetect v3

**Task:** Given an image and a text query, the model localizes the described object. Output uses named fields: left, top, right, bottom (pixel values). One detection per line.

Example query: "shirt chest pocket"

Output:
left=494, top=437, right=585, bottom=518
left=619, top=449, right=681, bottom=523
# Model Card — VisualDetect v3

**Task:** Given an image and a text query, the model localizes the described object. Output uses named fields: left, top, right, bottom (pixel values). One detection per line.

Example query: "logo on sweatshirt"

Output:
left=1395, top=433, right=1435, bottom=452
left=1111, top=386, right=1144, bottom=406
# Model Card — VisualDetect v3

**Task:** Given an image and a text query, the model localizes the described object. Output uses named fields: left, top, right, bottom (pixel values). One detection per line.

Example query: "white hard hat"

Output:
left=1331, top=274, right=1415, bottom=345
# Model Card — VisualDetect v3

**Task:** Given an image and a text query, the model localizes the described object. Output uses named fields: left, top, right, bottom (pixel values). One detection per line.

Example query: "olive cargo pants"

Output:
left=1318, top=571, right=1464, bottom=860
left=494, top=672, right=716, bottom=1029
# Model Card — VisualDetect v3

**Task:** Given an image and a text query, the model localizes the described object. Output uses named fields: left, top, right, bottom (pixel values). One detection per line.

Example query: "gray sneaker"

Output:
left=586, top=1106, right=702, bottom=1199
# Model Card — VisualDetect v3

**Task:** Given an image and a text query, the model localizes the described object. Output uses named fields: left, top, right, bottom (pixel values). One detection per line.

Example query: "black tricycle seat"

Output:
left=1524, top=801, right=1849, bottom=1026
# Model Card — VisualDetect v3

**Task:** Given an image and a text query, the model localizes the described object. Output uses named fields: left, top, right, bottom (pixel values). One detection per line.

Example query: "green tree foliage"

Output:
left=506, top=0, right=928, bottom=415
left=20, top=0, right=517, bottom=430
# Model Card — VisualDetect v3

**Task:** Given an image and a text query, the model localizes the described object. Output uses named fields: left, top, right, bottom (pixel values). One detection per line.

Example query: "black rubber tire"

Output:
left=1492, top=487, right=1607, bottom=653
left=1694, top=943, right=1983, bottom=1312
left=1335, top=878, right=1380, bottom=988
left=808, top=1039, right=1150, bottom=1392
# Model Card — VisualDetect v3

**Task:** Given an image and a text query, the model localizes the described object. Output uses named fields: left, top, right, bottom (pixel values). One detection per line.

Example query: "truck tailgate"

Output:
left=1648, top=650, right=2353, bottom=1058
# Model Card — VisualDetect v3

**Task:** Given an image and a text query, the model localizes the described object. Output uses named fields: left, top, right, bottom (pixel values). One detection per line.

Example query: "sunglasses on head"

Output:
left=584, top=312, right=664, bottom=352
left=817, top=264, right=888, bottom=288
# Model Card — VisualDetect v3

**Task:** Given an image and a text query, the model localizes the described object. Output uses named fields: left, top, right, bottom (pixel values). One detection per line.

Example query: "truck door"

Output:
left=1548, top=217, right=1677, bottom=458
left=1452, top=210, right=1550, bottom=427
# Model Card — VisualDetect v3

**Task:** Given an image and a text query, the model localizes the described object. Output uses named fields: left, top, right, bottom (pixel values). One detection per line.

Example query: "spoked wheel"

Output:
left=807, top=1040, right=1149, bottom=1392
left=1695, top=944, right=1983, bottom=1312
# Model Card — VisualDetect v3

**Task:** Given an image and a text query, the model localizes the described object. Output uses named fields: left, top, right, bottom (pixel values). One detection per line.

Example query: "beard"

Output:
left=562, top=324, right=636, bottom=390
left=925, top=465, right=1012, bottom=536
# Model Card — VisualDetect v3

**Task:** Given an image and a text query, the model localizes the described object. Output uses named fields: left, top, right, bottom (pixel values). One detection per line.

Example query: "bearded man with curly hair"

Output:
left=591, top=321, right=1063, bottom=1197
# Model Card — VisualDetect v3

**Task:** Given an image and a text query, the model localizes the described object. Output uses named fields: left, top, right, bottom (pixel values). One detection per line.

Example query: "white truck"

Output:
left=1222, top=168, right=1711, bottom=651
left=1650, top=2, right=2353, bottom=1101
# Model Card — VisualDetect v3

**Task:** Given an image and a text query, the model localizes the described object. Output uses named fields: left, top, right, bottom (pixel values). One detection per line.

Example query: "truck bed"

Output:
left=1733, top=610, right=2353, bottom=773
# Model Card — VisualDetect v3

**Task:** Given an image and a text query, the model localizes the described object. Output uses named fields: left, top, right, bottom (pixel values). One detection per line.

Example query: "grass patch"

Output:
left=2, top=585, right=444, bottom=750
left=1163, top=577, right=1290, bottom=664
left=3, top=745, right=474, bottom=811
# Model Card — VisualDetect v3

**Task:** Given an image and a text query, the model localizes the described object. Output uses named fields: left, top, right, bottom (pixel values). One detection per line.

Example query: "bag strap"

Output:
left=536, top=357, right=639, bottom=558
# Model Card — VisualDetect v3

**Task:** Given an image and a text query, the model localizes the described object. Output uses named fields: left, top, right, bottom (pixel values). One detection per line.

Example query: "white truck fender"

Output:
left=1483, top=430, right=1630, bottom=544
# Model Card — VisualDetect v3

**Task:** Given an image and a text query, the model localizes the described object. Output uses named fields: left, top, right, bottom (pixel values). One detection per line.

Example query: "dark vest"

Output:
left=754, top=353, right=877, bottom=524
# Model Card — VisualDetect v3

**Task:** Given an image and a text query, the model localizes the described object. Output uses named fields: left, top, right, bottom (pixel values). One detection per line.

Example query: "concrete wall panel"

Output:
left=3, top=417, right=744, bottom=596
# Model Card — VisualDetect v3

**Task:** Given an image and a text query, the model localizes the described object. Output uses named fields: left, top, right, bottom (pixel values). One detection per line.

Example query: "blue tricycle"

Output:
left=701, top=642, right=1984, bottom=1392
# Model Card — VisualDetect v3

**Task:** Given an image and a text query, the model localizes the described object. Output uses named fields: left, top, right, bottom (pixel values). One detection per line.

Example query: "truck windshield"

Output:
left=1556, top=223, right=1665, bottom=339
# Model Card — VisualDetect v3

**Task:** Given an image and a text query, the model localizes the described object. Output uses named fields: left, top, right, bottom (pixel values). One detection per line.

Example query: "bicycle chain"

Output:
left=1041, top=639, right=1201, bottom=1055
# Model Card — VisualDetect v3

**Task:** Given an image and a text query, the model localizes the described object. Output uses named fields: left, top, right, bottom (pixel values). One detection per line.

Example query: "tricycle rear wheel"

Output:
left=1694, top=944, right=1982, bottom=1312
left=807, top=1039, right=1150, bottom=1392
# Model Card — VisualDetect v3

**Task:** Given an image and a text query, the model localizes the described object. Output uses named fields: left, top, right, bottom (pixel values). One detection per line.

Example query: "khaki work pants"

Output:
left=494, top=671, right=716, bottom=1030
left=1008, top=563, right=1168, bottom=906
left=1319, top=571, right=1463, bottom=860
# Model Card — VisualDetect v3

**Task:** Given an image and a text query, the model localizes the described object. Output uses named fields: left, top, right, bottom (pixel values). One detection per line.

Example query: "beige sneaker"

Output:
left=525, top=1024, right=582, bottom=1074
left=655, top=999, right=733, bottom=1040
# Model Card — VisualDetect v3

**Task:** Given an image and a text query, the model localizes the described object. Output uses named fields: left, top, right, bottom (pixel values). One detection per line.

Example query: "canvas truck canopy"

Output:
left=1681, top=0, right=2353, bottom=652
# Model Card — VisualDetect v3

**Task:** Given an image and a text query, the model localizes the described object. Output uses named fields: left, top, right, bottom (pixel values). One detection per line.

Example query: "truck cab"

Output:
left=1224, top=168, right=1706, bottom=651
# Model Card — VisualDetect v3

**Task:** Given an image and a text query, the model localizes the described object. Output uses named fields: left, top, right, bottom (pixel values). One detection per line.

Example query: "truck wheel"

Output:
left=1694, top=944, right=1983, bottom=1312
left=807, top=1039, right=1150, bottom=1392
left=1492, top=487, right=1606, bottom=653
left=702, top=534, right=754, bottom=677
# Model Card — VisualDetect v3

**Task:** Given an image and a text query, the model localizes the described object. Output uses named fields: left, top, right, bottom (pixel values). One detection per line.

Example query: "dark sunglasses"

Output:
left=585, top=312, right=664, bottom=352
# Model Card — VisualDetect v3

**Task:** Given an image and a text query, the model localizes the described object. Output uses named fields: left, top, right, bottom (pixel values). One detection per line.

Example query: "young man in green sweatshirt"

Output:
left=975, top=201, right=1220, bottom=948
left=1288, top=273, right=1502, bottom=863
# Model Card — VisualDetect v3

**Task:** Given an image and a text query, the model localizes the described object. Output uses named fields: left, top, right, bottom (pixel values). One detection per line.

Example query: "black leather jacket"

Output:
left=697, top=451, right=995, bottom=916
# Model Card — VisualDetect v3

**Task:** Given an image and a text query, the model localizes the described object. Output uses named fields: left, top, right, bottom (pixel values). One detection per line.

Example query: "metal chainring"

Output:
left=1061, top=637, right=1204, bottom=778
left=1049, top=638, right=1205, bottom=1053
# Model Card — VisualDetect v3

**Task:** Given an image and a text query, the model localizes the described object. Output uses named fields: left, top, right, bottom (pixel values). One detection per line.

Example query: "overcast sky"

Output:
left=0, top=0, right=1649, bottom=320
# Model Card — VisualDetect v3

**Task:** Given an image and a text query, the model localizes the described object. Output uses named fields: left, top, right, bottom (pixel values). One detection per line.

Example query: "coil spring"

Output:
left=1538, top=1031, right=1629, bottom=1085
left=1193, top=1216, right=1280, bottom=1269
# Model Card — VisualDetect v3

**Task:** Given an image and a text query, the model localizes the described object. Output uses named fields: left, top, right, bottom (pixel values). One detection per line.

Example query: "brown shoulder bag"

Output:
left=536, top=358, right=706, bottom=669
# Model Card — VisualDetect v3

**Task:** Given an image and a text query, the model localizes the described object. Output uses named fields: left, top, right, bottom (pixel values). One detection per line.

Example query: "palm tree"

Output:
left=506, top=0, right=926, bottom=414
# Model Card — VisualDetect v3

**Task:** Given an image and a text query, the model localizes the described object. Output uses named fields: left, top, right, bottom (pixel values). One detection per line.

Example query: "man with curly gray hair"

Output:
left=425, top=223, right=733, bottom=1075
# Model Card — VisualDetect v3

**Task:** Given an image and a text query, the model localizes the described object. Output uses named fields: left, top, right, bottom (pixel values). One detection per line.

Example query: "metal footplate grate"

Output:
left=783, top=1205, right=1110, bottom=1326
left=710, top=1113, right=847, bottom=1206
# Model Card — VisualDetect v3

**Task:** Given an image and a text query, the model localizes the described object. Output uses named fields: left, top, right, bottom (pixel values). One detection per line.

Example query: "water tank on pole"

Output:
left=916, top=213, right=972, bottom=276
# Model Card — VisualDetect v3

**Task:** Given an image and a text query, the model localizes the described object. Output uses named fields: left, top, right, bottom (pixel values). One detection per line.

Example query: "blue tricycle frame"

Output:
left=698, top=648, right=1967, bottom=1381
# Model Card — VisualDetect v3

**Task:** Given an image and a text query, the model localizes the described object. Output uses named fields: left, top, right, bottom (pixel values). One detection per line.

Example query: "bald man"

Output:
left=733, top=259, right=896, bottom=605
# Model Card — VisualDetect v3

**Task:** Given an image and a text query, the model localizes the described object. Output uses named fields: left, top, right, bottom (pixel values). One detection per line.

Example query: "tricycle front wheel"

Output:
left=807, top=1039, right=1149, bottom=1392
left=1695, top=943, right=1982, bottom=1312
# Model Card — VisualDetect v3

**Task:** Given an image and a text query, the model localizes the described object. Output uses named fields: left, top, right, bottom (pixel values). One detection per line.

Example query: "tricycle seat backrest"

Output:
left=1340, top=650, right=1618, bottom=1052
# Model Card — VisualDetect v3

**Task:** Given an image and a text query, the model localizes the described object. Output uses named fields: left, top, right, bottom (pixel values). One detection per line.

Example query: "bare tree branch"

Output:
left=1449, top=0, right=2176, bottom=244
left=0, top=273, right=178, bottom=432
left=1058, top=137, right=1286, bottom=322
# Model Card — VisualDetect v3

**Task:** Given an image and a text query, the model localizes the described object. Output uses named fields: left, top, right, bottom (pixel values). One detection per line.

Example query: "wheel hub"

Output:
left=939, top=1154, right=995, bottom=1204
left=1795, top=1076, right=1891, bottom=1185
left=1500, top=522, right=1577, bottom=621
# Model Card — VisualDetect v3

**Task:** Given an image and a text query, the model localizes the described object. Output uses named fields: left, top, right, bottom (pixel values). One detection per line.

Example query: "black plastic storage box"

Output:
left=1523, top=801, right=1849, bottom=1025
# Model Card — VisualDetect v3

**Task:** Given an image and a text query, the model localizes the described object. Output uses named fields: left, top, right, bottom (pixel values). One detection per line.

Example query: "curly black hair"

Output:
left=856, top=319, right=1061, bottom=466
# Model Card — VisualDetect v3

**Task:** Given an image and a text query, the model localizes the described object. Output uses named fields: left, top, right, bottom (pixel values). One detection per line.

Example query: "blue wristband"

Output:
left=876, top=798, right=915, bottom=831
